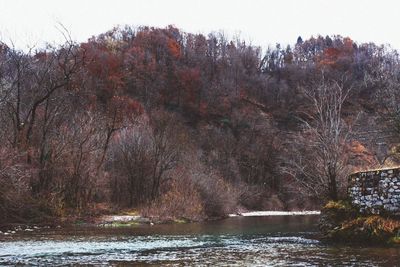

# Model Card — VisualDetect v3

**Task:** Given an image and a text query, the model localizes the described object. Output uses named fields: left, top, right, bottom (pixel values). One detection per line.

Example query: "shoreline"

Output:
left=99, top=210, right=322, bottom=225
left=0, top=210, right=321, bottom=234
left=229, top=210, right=321, bottom=217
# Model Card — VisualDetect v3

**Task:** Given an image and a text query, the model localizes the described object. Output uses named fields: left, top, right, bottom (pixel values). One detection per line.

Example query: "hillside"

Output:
left=1, top=26, right=399, bottom=224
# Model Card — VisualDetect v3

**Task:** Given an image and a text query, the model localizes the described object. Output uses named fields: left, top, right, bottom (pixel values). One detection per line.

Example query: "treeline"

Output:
left=1, top=25, right=400, bottom=223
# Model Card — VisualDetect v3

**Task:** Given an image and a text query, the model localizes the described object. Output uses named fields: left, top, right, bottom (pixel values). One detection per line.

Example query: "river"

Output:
left=1, top=215, right=399, bottom=266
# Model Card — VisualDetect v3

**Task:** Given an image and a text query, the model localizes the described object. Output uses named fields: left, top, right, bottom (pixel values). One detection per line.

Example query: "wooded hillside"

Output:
left=1, top=26, right=399, bottom=223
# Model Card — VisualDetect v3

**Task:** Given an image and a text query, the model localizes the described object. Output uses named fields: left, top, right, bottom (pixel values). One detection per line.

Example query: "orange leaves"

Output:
left=131, top=26, right=182, bottom=61
left=317, top=37, right=355, bottom=70
left=348, top=140, right=377, bottom=167
left=167, top=39, right=181, bottom=59
left=343, top=37, right=354, bottom=51
left=319, top=47, right=340, bottom=66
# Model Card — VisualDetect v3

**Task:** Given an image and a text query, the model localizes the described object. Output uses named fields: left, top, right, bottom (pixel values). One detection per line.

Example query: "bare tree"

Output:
left=149, top=110, right=182, bottom=199
left=109, top=110, right=184, bottom=207
left=109, top=124, right=153, bottom=206
left=0, top=40, right=81, bottom=163
left=285, top=76, right=351, bottom=201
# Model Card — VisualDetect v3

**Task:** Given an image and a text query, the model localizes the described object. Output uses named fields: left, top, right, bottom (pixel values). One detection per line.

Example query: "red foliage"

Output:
left=319, top=47, right=340, bottom=66
left=178, top=67, right=201, bottom=105
left=81, top=41, right=125, bottom=93
left=34, top=51, right=48, bottom=61
left=168, top=39, right=181, bottom=59
left=318, top=37, right=355, bottom=69
left=109, top=95, right=144, bottom=118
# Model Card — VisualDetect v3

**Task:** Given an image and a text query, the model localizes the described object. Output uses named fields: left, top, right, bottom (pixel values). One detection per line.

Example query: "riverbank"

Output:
left=96, top=210, right=322, bottom=227
left=230, top=211, right=321, bottom=217
left=319, top=200, right=400, bottom=246
left=0, top=210, right=321, bottom=234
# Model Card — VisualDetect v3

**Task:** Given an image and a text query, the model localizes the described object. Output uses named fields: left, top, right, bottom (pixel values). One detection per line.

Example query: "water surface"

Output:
left=1, top=215, right=399, bottom=266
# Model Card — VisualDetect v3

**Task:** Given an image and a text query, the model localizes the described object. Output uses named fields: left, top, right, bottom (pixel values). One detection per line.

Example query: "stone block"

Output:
left=384, top=204, right=392, bottom=210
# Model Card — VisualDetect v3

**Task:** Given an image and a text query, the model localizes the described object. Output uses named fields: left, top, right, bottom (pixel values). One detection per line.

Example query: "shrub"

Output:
left=141, top=177, right=205, bottom=222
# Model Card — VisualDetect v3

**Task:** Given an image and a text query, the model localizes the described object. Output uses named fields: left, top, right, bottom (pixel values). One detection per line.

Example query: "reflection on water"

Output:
left=1, top=216, right=400, bottom=266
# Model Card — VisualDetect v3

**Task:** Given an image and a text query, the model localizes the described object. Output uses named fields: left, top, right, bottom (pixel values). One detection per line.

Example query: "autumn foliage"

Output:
left=0, top=26, right=399, bottom=223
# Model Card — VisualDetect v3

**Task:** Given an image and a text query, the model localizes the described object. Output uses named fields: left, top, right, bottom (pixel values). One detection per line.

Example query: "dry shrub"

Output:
left=363, top=215, right=400, bottom=234
left=142, top=157, right=238, bottom=221
left=0, top=148, right=52, bottom=223
left=237, top=184, right=285, bottom=211
left=237, top=184, right=264, bottom=210
left=332, top=215, right=400, bottom=243
left=141, top=176, right=205, bottom=222
left=195, top=172, right=238, bottom=218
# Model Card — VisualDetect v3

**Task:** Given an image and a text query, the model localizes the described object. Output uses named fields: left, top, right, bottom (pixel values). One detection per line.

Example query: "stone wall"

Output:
left=348, top=167, right=400, bottom=215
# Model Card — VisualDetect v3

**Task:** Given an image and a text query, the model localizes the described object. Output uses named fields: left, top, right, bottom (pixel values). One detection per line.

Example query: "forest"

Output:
left=1, top=25, right=400, bottom=224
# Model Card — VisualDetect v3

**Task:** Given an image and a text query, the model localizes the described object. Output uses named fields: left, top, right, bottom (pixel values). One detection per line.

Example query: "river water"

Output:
left=1, top=215, right=399, bottom=266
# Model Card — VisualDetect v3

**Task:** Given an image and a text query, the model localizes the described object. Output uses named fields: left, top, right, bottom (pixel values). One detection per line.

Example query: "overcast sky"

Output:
left=1, top=0, right=400, bottom=51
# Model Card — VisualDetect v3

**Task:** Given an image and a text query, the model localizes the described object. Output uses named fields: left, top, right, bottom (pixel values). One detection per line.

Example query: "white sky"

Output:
left=1, top=0, right=400, bottom=51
